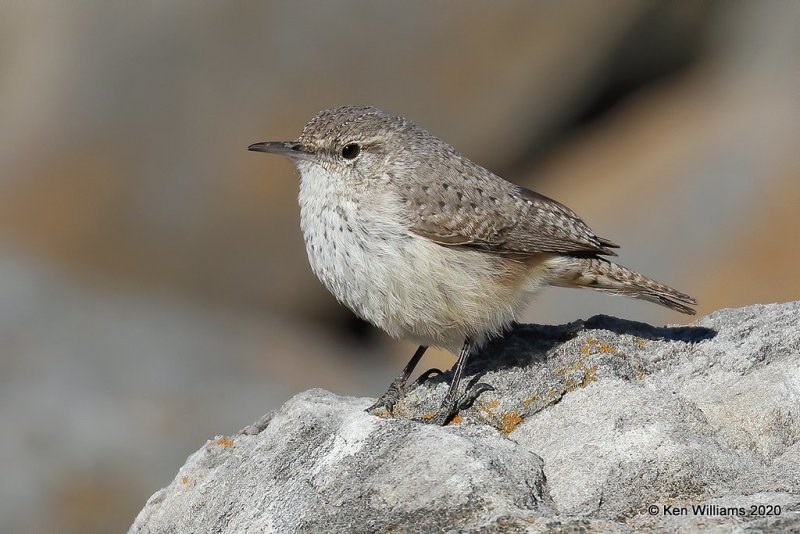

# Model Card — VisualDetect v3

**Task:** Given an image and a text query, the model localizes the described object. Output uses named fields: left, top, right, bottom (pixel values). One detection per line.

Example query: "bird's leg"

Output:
left=422, top=338, right=494, bottom=426
left=366, top=345, right=429, bottom=414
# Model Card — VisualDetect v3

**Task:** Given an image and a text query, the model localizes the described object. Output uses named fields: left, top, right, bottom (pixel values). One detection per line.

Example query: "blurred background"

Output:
left=1, top=1, right=798, bottom=532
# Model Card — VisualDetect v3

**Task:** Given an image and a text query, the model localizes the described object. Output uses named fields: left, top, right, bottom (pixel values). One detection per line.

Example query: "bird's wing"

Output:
left=408, top=180, right=618, bottom=257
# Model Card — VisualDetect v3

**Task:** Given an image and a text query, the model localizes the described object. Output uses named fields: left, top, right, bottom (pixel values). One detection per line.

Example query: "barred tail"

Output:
left=549, top=257, right=697, bottom=315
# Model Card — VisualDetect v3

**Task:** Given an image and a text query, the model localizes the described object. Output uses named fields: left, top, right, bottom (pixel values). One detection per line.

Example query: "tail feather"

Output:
left=549, top=257, right=697, bottom=315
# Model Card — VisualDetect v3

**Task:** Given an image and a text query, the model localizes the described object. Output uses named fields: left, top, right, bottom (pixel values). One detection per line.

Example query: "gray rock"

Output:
left=131, top=302, right=800, bottom=533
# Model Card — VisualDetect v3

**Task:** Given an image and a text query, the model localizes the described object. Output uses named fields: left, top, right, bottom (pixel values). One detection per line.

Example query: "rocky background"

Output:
left=1, top=2, right=798, bottom=532
left=130, top=302, right=800, bottom=533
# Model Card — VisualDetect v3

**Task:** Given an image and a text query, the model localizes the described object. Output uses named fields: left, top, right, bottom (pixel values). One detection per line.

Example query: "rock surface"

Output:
left=131, top=302, right=800, bottom=533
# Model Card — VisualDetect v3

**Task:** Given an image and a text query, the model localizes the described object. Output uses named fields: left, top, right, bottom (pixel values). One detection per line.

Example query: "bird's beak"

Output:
left=247, top=141, right=315, bottom=161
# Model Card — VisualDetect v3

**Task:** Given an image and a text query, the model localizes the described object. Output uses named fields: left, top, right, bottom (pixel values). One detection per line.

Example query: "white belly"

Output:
left=298, top=165, right=546, bottom=350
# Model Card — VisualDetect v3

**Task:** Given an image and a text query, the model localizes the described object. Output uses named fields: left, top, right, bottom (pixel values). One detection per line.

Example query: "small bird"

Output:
left=249, top=106, right=696, bottom=425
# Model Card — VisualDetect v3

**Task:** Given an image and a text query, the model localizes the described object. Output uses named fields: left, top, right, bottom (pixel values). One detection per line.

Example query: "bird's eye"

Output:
left=341, top=143, right=361, bottom=160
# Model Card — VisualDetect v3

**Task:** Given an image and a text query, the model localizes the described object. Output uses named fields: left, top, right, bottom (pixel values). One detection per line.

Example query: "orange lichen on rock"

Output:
left=449, top=414, right=462, bottom=425
left=521, top=393, right=537, bottom=408
left=557, top=358, right=600, bottom=392
left=498, top=411, right=524, bottom=435
left=477, top=398, right=500, bottom=417
left=581, top=338, right=617, bottom=356
left=420, top=412, right=435, bottom=421
left=216, top=437, right=234, bottom=447
left=556, top=360, right=587, bottom=376
left=180, top=476, right=189, bottom=485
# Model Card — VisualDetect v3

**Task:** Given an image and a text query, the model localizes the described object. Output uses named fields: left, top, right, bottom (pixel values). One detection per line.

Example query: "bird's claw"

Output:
left=366, top=367, right=444, bottom=415
left=411, top=367, right=443, bottom=387
left=415, top=381, right=495, bottom=426
left=365, top=380, right=404, bottom=414
left=459, top=382, right=495, bottom=409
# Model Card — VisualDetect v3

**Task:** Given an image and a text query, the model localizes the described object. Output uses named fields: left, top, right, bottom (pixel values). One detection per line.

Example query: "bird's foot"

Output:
left=365, top=367, right=443, bottom=415
left=416, top=382, right=495, bottom=426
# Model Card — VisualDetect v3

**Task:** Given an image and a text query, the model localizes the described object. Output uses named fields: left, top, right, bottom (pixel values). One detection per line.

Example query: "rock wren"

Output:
left=249, top=105, right=696, bottom=425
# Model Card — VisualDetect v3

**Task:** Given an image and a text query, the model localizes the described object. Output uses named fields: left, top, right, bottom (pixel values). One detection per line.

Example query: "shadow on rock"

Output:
left=460, top=315, right=717, bottom=379
left=583, top=315, right=716, bottom=342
